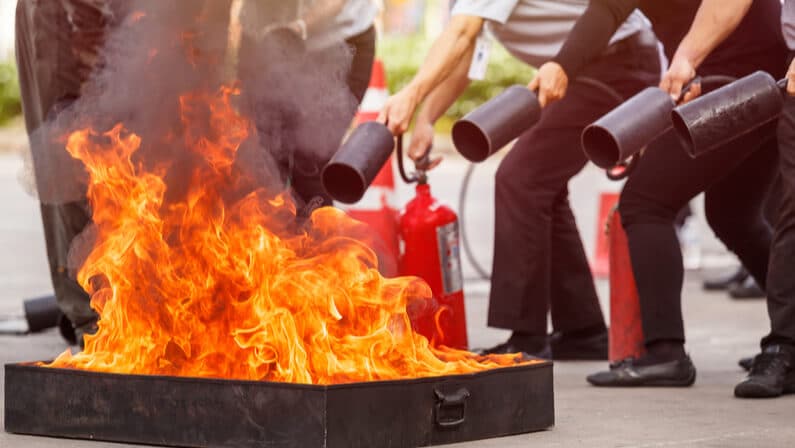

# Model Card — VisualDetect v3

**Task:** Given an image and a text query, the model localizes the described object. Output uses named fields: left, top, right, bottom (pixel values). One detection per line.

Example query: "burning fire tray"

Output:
left=5, top=361, right=553, bottom=448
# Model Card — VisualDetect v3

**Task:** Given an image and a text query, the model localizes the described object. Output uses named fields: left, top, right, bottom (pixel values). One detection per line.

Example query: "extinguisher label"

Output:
left=436, top=221, right=464, bottom=295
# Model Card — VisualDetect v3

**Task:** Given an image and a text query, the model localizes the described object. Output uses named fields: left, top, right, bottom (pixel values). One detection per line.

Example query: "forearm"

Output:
left=404, top=15, right=483, bottom=107
left=553, top=0, right=639, bottom=79
left=416, top=48, right=474, bottom=124
left=672, top=0, right=753, bottom=69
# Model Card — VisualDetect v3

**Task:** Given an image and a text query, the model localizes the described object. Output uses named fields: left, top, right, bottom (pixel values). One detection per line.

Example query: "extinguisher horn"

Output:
left=322, top=122, right=395, bottom=204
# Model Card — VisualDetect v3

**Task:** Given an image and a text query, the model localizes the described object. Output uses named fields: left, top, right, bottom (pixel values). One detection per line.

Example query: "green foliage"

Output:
left=0, top=60, right=22, bottom=125
left=377, top=34, right=535, bottom=123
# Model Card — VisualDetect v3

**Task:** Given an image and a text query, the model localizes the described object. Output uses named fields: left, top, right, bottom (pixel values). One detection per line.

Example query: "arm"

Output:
left=531, top=0, right=639, bottom=107
left=407, top=46, right=474, bottom=166
left=662, top=0, right=754, bottom=101
left=553, top=0, right=639, bottom=81
left=379, top=15, right=483, bottom=134
left=417, top=50, right=474, bottom=130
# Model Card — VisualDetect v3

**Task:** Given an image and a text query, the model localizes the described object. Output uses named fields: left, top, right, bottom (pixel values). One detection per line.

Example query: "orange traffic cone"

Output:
left=343, top=59, right=400, bottom=277
left=607, top=208, right=646, bottom=363
left=592, top=192, right=619, bottom=278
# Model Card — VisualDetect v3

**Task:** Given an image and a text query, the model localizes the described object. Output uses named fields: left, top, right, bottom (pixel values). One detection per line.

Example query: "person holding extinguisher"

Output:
left=379, top=0, right=661, bottom=359
left=532, top=0, right=785, bottom=389
left=238, top=0, right=378, bottom=213
left=14, top=0, right=158, bottom=348
left=623, top=0, right=795, bottom=399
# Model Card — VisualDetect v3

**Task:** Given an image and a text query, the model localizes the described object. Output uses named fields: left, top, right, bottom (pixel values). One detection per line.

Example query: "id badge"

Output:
left=468, top=32, right=492, bottom=81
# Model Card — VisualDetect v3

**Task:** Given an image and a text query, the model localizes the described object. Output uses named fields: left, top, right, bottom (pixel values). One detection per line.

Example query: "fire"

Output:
left=46, top=86, right=528, bottom=384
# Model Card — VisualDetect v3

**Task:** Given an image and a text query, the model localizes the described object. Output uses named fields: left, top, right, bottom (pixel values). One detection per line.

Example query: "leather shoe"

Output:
left=702, top=266, right=748, bottom=291
left=549, top=329, right=608, bottom=360
left=728, top=276, right=765, bottom=300
left=587, top=356, right=696, bottom=387
left=735, top=345, right=794, bottom=398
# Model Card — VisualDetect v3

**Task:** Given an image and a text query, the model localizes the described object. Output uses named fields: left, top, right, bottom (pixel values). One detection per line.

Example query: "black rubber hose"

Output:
left=458, top=163, right=491, bottom=280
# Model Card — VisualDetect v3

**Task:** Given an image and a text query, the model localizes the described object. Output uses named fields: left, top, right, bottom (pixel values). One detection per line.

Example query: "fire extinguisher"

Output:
left=395, top=137, right=468, bottom=350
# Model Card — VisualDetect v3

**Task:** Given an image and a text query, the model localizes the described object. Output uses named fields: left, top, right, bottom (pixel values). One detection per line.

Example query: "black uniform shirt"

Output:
left=552, top=0, right=786, bottom=79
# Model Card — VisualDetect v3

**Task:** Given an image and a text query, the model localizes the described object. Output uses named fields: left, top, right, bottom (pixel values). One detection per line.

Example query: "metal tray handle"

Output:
left=434, top=388, right=470, bottom=429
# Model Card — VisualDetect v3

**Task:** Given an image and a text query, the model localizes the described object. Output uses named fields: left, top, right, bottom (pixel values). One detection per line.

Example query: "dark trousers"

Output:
left=487, top=34, right=661, bottom=335
left=617, top=13, right=787, bottom=346
left=619, top=98, right=780, bottom=346
left=15, top=0, right=116, bottom=333
left=764, top=60, right=795, bottom=349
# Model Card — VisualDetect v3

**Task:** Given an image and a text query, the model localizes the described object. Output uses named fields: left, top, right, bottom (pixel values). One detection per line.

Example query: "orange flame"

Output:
left=47, top=86, right=528, bottom=384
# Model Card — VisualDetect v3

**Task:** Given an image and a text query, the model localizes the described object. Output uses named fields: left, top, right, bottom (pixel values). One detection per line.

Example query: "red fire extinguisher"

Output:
left=396, top=139, right=468, bottom=350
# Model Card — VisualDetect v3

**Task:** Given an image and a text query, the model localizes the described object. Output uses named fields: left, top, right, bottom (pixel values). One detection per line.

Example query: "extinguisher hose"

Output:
left=459, top=163, right=492, bottom=280
left=458, top=75, right=737, bottom=280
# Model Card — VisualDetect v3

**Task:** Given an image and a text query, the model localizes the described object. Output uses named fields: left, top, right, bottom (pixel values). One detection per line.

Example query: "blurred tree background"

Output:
left=379, top=35, right=532, bottom=128
left=0, top=0, right=20, bottom=126
left=0, top=61, right=21, bottom=125
left=0, top=0, right=532, bottom=128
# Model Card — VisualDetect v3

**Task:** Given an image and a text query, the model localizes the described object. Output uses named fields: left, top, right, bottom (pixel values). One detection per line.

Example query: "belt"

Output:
left=603, top=28, right=659, bottom=57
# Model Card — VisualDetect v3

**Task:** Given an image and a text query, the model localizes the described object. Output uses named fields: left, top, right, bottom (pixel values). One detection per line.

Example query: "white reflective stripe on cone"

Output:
left=359, top=89, right=389, bottom=114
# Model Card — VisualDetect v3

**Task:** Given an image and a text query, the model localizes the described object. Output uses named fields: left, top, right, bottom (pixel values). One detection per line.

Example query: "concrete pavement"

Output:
left=0, top=147, right=792, bottom=447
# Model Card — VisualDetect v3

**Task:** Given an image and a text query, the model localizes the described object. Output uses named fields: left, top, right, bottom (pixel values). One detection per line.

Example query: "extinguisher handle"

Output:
left=605, top=152, right=640, bottom=181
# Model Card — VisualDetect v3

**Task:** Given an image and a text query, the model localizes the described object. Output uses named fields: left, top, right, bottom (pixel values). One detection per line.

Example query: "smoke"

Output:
left=26, top=0, right=357, bottom=207
left=20, top=0, right=360, bottom=285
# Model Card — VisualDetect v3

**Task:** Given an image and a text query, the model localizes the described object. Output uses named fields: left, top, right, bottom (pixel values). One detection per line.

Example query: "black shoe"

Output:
left=738, top=356, right=754, bottom=372
left=479, top=340, right=551, bottom=359
left=549, top=329, right=608, bottom=360
left=587, top=356, right=696, bottom=387
left=735, top=345, right=794, bottom=398
left=703, top=266, right=748, bottom=291
left=728, top=277, right=765, bottom=299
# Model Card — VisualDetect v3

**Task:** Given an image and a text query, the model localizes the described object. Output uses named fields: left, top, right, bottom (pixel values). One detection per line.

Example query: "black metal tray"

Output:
left=5, top=361, right=554, bottom=447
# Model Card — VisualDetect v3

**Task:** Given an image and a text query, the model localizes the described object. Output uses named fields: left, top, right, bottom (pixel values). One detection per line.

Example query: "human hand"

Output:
left=528, top=62, right=569, bottom=107
left=786, top=58, right=795, bottom=96
left=378, top=86, right=421, bottom=135
left=660, top=54, right=701, bottom=103
left=408, top=120, right=442, bottom=171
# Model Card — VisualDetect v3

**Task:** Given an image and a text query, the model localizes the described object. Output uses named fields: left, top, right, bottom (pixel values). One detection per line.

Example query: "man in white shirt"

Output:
left=379, top=0, right=660, bottom=358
